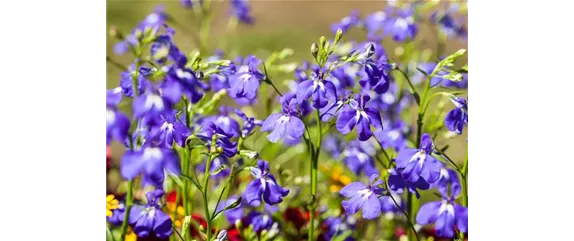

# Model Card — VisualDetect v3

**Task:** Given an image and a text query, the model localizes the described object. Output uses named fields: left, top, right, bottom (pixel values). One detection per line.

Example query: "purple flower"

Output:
left=181, top=0, right=203, bottom=8
left=228, top=55, right=264, bottom=100
left=336, top=94, right=383, bottom=141
left=147, top=111, right=190, bottom=148
left=412, top=62, right=448, bottom=86
left=331, top=10, right=360, bottom=33
left=361, top=55, right=392, bottom=94
left=386, top=7, right=417, bottom=42
left=199, top=106, right=241, bottom=138
left=196, top=155, right=230, bottom=181
left=119, top=64, right=153, bottom=98
left=416, top=193, right=468, bottom=238
left=387, top=168, right=430, bottom=199
left=364, top=10, right=391, bottom=40
left=150, top=34, right=185, bottom=64
left=218, top=195, right=244, bottom=224
left=374, top=119, right=409, bottom=152
left=162, top=62, right=209, bottom=104
left=261, top=93, right=305, bottom=143
left=108, top=202, right=127, bottom=226
left=320, top=215, right=356, bottom=241
left=210, top=61, right=236, bottom=92
left=244, top=210, right=277, bottom=233
left=379, top=192, right=404, bottom=215
left=114, top=6, right=167, bottom=55
left=342, top=140, right=378, bottom=177
left=296, top=66, right=338, bottom=109
left=328, top=63, right=358, bottom=93
left=197, top=122, right=238, bottom=157
left=444, top=97, right=468, bottom=134
left=243, top=160, right=289, bottom=206
left=340, top=174, right=385, bottom=220
left=107, top=88, right=131, bottom=145
left=434, top=166, right=461, bottom=197
left=230, top=0, right=254, bottom=24
left=322, top=134, right=343, bottom=160
left=129, top=190, right=173, bottom=239
left=133, top=91, right=173, bottom=126
left=235, top=108, right=263, bottom=138
left=120, top=145, right=181, bottom=187
left=395, top=133, right=443, bottom=184
left=430, top=6, right=467, bottom=39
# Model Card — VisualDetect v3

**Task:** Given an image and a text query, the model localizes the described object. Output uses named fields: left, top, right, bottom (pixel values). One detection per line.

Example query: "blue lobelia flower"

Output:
left=114, top=6, right=167, bottom=55
left=322, top=134, right=343, bottom=160
left=261, top=93, right=305, bottom=143
left=340, top=174, right=385, bottom=220
left=434, top=166, right=462, bottom=198
left=395, top=133, right=443, bottom=184
left=107, top=87, right=130, bottom=145
left=230, top=0, right=254, bottom=24
left=363, top=8, right=394, bottom=40
left=199, top=106, right=241, bottom=138
left=129, top=190, right=173, bottom=239
left=362, top=54, right=393, bottom=94
left=243, top=160, right=289, bottom=206
left=296, top=66, right=338, bottom=109
left=379, top=192, right=405, bottom=216
left=320, top=215, right=357, bottom=241
left=336, top=94, right=383, bottom=141
left=430, top=4, right=467, bottom=39
left=342, top=140, right=378, bottom=177
left=147, top=110, right=190, bottom=148
left=386, top=167, right=430, bottom=199
left=386, top=6, right=417, bottom=42
left=416, top=192, right=468, bottom=238
left=374, top=119, right=409, bottom=152
left=132, top=90, right=174, bottom=127
left=228, top=55, right=264, bottom=100
left=444, top=97, right=468, bottom=134
left=161, top=60, right=210, bottom=104
left=119, top=64, right=153, bottom=98
left=235, top=108, right=263, bottom=138
left=331, top=10, right=360, bottom=33
left=217, top=195, right=244, bottom=224
left=120, top=144, right=181, bottom=188
left=150, top=33, right=185, bottom=65
left=328, top=63, right=359, bottom=93
left=197, top=122, right=238, bottom=157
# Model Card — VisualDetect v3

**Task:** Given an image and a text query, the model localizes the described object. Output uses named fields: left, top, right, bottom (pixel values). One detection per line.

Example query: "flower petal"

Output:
left=416, top=201, right=441, bottom=225
left=361, top=194, right=381, bottom=220
left=340, top=182, right=367, bottom=198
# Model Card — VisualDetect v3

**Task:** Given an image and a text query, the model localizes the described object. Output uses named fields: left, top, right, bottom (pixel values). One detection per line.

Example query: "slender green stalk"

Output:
left=462, top=157, right=468, bottom=207
left=308, top=109, right=323, bottom=241
left=202, top=153, right=215, bottom=241
left=120, top=180, right=133, bottom=241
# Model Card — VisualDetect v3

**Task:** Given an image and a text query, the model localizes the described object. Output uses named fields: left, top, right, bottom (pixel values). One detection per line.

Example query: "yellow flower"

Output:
left=106, top=195, right=119, bottom=217
left=126, top=227, right=137, bottom=241
left=320, top=164, right=353, bottom=193
left=164, top=202, right=186, bottom=227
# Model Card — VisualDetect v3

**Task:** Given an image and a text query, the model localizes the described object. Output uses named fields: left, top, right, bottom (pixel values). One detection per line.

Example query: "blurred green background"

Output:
left=106, top=0, right=468, bottom=187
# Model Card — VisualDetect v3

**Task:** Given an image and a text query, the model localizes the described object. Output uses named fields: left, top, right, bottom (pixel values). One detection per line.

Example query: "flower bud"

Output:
left=311, top=43, right=319, bottom=59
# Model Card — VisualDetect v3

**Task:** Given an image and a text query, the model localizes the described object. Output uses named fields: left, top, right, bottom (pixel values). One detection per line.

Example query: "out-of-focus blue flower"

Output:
left=108, top=202, right=127, bottom=226
left=261, top=93, right=305, bottom=143
left=196, top=155, right=231, bottom=181
left=228, top=55, right=264, bottom=101
left=328, top=63, right=359, bottom=93
left=444, top=97, right=468, bottom=134
left=296, top=66, right=338, bottom=109
left=133, top=90, right=174, bottom=127
left=379, top=192, right=404, bottom=215
left=336, top=94, right=383, bottom=141
left=114, top=6, right=168, bottom=55
left=199, top=106, right=241, bottom=138
left=197, top=122, right=238, bottom=157
left=217, top=195, right=244, bottom=224
left=230, top=0, right=254, bottom=24
left=374, top=119, right=409, bottom=152
left=416, top=192, right=467, bottom=238
left=120, top=145, right=181, bottom=188
left=385, top=6, right=417, bottom=42
left=243, top=160, right=289, bottom=206
left=162, top=60, right=210, bottom=104
left=129, top=190, right=173, bottom=239
left=322, top=134, right=343, bottom=160
left=395, top=133, right=443, bottom=184
left=331, top=10, right=360, bottom=33
left=320, top=215, right=357, bottom=241
left=387, top=168, right=430, bottom=199
left=107, top=87, right=131, bottom=145
left=434, top=166, right=461, bottom=198
left=340, top=174, right=385, bottom=220
left=235, top=108, right=263, bottom=138
left=342, top=140, right=378, bottom=177
left=119, top=64, right=154, bottom=98
left=150, top=34, right=186, bottom=65
left=181, top=0, right=203, bottom=9
left=430, top=3, right=467, bottom=39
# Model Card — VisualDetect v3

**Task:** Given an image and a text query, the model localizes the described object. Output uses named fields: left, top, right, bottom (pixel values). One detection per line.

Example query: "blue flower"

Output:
left=261, top=93, right=305, bottom=143
left=120, top=145, right=181, bottom=187
left=119, top=64, right=153, bottom=98
left=129, top=190, right=173, bottom=239
left=296, top=66, right=338, bottom=109
left=147, top=110, right=190, bottom=148
left=387, top=168, right=430, bottom=199
left=235, top=108, right=263, bottom=138
left=362, top=55, right=392, bottom=94
left=150, top=34, right=185, bottom=65
left=416, top=193, right=468, bottom=238
left=374, top=119, right=409, bottom=152
left=434, top=166, right=462, bottom=198
left=320, top=215, right=356, bottom=241
left=342, top=140, right=378, bottom=177
left=322, top=134, right=344, bottom=160
left=199, top=106, right=241, bottom=138
left=197, top=122, right=238, bottom=157
left=395, top=133, right=443, bottom=184
left=132, top=91, right=173, bottom=127
left=379, top=192, right=404, bottom=215
left=228, top=55, right=264, bottom=100
left=444, top=97, right=468, bottom=134
left=430, top=5, right=467, bottom=39
left=243, top=160, right=289, bottom=206
left=340, top=174, right=385, bottom=220
left=331, top=10, right=360, bottom=33
left=107, top=88, right=131, bottom=145
left=336, top=94, right=383, bottom=141
left=196, top=155, right=230, bottom=181
left=230, top=0, right=254, bottom=24
left=217, top=195, right=244, bottom=224
left=114, top=6, right=167, bottom=55
left=386, top=7, right=417, bottom=42
left=162, top=61, right=210, bottom=104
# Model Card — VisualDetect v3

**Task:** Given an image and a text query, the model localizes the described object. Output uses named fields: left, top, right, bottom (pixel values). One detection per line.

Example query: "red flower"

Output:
left=283, top=207, right=309, bottom=230
left=226, top=224, right=242, bottom=241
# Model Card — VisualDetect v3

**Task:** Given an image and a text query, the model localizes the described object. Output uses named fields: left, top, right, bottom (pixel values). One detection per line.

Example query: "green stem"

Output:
left=462, top=157, right=468, bottom=207
left=386, top=182, right=420, bottom=241
left=119, top=180, right=133, bottom=241
left=202, top=153, right=215, bottom=241
left=308, top=109, right=322, bottom=241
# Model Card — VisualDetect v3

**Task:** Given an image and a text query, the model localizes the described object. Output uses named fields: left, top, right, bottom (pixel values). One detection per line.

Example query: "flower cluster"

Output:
left=106, top=1, right=468, bottom=240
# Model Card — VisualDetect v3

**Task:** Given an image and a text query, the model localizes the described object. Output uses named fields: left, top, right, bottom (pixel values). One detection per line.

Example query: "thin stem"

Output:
left=202, top=153, right=215, bottom=241
left=308, top=109, right=322, bottom=241
left=462, top=157, right=468, bottom=207
left=395, top=68, right=418, bottom=104
left=385, top=183, right=420, bottom=241
left=119, top=180, right=133, bottom=241
left=106, top=56, right=128, bottom=71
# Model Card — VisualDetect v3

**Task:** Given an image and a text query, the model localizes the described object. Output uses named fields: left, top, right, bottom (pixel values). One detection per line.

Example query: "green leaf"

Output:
left=277, top=48, right=294, bottom=60
left=433, top=48, right=467, bottom=76
left=239, top=149, right=259, bottom=159
left=442, top=71, right=464, bottom=82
